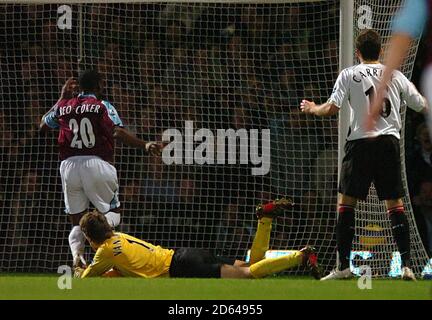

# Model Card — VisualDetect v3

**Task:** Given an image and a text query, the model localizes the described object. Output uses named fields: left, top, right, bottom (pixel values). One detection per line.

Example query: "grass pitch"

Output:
left=0, top=274, right=431, bottom=300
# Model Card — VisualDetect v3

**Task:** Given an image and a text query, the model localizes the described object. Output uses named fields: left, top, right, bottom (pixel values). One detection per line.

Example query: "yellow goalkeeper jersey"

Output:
left=81, top=233, right=174, bottom=278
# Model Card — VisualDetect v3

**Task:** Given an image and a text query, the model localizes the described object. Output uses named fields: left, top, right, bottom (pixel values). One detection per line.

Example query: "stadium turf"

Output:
left=0, top=275, right=431, bottom=300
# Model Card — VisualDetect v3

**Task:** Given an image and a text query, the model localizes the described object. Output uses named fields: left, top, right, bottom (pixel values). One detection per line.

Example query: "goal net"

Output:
left=0, top=0, right=429, bottom=277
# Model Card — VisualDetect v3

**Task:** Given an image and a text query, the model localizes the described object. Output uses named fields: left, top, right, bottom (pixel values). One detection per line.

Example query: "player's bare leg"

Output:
left=69, top=211, right=87, bottom=268
left=321, top=194, right=357, bottom=280
left=233, top=260, right=249, bottom=268
left=385, top=199, right=416, bottom=281
left=220, top=264, right=252, bottom=278
left=248, top=249, right=315, bottom=278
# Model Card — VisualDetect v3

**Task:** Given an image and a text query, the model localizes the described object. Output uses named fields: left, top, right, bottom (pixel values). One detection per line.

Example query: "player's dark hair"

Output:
left=355, top=29, right=382, bottom=61
left=78, top=69, right=102, bottom=93
left=80, top=211, right=113, bottom=244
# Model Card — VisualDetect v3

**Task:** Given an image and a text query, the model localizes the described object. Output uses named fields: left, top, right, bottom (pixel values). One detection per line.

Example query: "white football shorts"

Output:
left=60, top=156, right=120, bottom=215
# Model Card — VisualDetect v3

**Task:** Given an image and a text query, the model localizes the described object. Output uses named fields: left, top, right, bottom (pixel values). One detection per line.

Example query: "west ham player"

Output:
left=300, top=30, right=428, bottom=281
left=73, top=199, right=322, bottom=279
left=40, top=70, right=162, bottom=267
left=367, top=0, right=432, bottom=133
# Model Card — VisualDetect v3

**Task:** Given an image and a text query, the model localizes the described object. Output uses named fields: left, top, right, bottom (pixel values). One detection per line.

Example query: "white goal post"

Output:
left=0, top=0, right=430, bottom=278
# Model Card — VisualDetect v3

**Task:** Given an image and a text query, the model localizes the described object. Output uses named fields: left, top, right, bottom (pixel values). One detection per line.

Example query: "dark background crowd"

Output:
left=0, top=2, right=430, bottom=274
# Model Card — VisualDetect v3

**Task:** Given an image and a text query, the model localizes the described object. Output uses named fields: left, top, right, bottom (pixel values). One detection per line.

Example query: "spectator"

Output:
left=232, top=106, right=250, bottom=130
left=407, top=122, right=432, bottom=251
left=120, top=178, right=143, bottom=234
left=413, top=181, right=432, bottom=255
left=220, top=218, right=251, bottom=258
left=141, top=153, right=177, bottom=203
left=158, top=4, right=203, bottom=48
left=279, top=68, right=301, bottom=106
left=215, top=203, right=240, bottom=250
left=10, top=170, right=42, bottom=247
left=311, top=119, right=338, bottom=209
left=178, top=176, right=196, bottom=204
left=138, top=40, right=162, bottom=87
left=21, top=60, right=40, bottom=84
left=270, top=107, right=319, bottom=198
left=140, top=107, right=159, bottom=140
left=111, top=83, right=141, bottom=134
left=54, top=57, right=75, bottom=84
left=408, top=123, right=432, bottom=201
left=0, top=112, right=13, bottom=152
left=41, top=20, right=59, bottom=48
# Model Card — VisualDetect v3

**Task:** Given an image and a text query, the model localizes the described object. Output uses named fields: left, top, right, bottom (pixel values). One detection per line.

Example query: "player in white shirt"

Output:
left=300, top=29, right=429, bottom=281
left=367, top=0, right=432, bottom=136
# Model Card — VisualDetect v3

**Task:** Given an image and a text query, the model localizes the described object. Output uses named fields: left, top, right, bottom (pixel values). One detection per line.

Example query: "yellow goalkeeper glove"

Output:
left=73, top=266, right=85, bottom=278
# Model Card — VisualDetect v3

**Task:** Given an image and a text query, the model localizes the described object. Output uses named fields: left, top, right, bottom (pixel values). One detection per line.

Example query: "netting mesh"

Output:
left=0, top=0, right=429, bottom=277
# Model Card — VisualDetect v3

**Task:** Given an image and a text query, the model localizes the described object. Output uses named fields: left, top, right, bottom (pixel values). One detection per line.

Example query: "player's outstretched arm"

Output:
left=300, top=100, right=339, bottom=117
left=40, top=78, right=79, bottom=131
left=59, top=78, right=79, bottom=100
left=366, top=0, right=428, bottom=130
left=40, top=103, right=59, bottom=131
left=39, top=111, right=53, bottom=131
left=113, top=127, right=163, bottom=156
left=366, top=34, right=413, bottom=130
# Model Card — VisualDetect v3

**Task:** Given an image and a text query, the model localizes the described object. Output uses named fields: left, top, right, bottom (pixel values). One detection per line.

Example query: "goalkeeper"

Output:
left=74, top=199, right=322, bottom=279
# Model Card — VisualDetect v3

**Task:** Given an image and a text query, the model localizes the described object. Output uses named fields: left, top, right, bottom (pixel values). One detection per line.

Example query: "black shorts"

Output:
left=339, top=135, right=404, bottom=201
left=169, top=248, right=236, bottom=278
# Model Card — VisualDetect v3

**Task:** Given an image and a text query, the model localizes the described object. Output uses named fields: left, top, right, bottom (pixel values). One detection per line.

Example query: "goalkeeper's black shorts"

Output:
left=339, top=135, right=404, bottom=201
left=169, top=248, right=236, bottom=278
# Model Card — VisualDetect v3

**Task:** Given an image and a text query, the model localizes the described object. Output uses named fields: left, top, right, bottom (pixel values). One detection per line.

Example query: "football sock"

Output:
left=388, top=206, right=411, bottom=268
left=249, top=250, right=303, bottom=278
left=69, top=225, right=85, bottom=259
left=249, top=217, right=272, bottom=265
left=337, top=205, right=355, bottom=270
left=261, top=203, right=276, bottom=214
left=105, top=211, right=121, bottom=228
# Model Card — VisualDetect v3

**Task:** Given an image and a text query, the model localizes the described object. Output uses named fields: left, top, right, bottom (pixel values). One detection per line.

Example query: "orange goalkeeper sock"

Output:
left=249, top=217, right=272, bottom=265
left=249, top=251, right=303, bottom=278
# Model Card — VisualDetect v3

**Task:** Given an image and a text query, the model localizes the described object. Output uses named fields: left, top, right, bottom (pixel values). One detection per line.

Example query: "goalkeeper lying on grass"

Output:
left=74, top=199, right=322, bottom=279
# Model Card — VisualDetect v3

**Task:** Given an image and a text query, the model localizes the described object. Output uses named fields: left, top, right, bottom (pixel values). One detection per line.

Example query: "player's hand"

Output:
left=364, top=113, right=377, bottom=132
left=364, top=99, right=383, bottom=132
left=145, top=141, right=164, bottom=156
left=300, top=100, right=316, bottom=114
left=73, top=266, right=85, bottom=278
left=73, top=253, right=87, bottom=269
left=365, top=85, right=386, bottom=132
left=60, top=78, right=79, bottom=100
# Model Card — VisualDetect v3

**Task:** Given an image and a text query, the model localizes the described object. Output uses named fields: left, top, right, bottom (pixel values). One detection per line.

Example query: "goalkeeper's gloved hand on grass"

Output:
left=73, top=266, right=85, bottom=278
